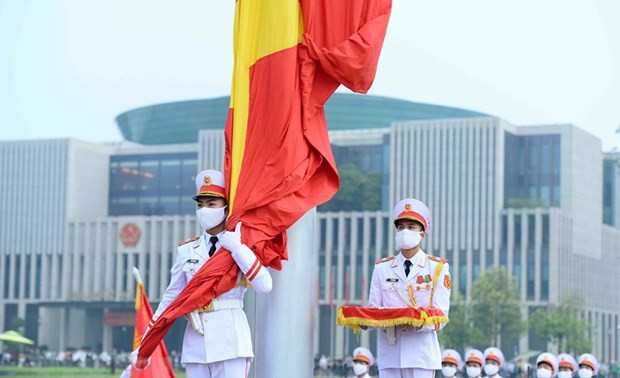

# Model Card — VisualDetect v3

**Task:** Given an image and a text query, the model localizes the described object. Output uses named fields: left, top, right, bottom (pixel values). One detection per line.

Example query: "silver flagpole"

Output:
left=247, top=208, right=317, bottom=378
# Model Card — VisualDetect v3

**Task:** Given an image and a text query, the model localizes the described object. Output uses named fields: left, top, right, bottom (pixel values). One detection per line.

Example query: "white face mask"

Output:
left=578, top=369, right=593, bottom=378
left=467, top=366, right=482, bottom=378
left=537, top=368, right=553, bottom=378
left=442, top=366, right=457, bottom=377
left=484, top=364, right=500, bottom=376
left=353, top=362, right=368, bottom=376
left=558, top=371, right=573, bottom=378
left=196, top=206, right=227, bottom=231
left=395, top=229, right=422, bottom=250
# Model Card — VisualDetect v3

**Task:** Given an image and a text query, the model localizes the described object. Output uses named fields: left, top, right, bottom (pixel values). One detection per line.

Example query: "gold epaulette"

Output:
left=375, top=256, right=395, bottom=264
left=177, top=235, right=200, bottom=246
left=428, top=255, right=448, bottom=264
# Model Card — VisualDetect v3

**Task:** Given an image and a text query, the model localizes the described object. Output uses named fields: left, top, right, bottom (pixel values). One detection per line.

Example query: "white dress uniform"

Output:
left=368, top=249, right=451, bottom=373
left=352, top=346, right=375, bottom=378
left=152, top=231, right=272, bottom=377
left=483, top=347, right=505, bottom=378
left=536, top=353, right=559, bottom=377
left=577, top=354, right=600, bottom=377
left=557, top=353, right=578, bottom=378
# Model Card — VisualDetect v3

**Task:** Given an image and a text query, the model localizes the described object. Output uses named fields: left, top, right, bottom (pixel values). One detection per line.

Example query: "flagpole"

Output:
left=249, top=208, right=317, bottom=378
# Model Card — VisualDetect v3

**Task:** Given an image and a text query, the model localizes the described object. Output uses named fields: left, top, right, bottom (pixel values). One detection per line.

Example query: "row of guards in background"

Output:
left=440, top=348, right=601, bottom=378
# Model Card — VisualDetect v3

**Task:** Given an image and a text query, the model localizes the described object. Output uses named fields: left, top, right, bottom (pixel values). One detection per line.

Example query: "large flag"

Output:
left=138, top=0, right=391, bottom=360
left=131, top=268, right=175, bottom=378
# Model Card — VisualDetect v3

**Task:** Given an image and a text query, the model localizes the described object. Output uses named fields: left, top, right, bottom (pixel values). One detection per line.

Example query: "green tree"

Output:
left=439, top=294, right=486, bottom=351
left=470, top=267, right=525, bottom=349
left=319, top=164, right=381, bottom=211
left=9, top=316, right=25, bottom=332
left=530, top=295, right=592, bottom=354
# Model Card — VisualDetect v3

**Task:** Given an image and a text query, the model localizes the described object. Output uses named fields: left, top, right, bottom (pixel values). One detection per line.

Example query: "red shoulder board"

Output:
left=375, top=256, right=395, bottom=264
left=178, top=235, right=200, bottom=246
left=428, top=255, right=448, bottom=263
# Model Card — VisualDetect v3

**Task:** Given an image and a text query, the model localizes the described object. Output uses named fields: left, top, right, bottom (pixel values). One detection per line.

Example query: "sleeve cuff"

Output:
left=246, top=258, right=262, bottom=281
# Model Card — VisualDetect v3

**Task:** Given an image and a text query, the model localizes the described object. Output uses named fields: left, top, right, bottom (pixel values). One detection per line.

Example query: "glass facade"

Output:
left=504, top=133, right=561, bottom=208
left=497, top=212, right=550, bottom=301
left=116, top=94, right=488, bottom=145
left=541, top=214, right=549, bottom=300
left=109, top=152, right=198, bottom=216
left=603, top=158, right=616, bottom=225
left=332, top=141, right=390, bottom=211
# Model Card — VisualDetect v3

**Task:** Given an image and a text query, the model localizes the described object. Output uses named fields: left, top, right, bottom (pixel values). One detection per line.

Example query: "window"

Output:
left=109, top=152, right=198, bottom=216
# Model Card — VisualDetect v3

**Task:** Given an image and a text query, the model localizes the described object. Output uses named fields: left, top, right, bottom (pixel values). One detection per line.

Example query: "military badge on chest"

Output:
left=415, top=274, right=432, bottom=290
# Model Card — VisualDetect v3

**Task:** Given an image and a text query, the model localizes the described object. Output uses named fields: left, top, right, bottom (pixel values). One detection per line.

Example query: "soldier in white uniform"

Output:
left=368, top=198, right=451, bottom=378
left=142, top=169, right=273, bottom=378
left=483, top=347, right=505, bottom=378
left=441, top=349, right=462, bottom=378
left=577, top=354, right=599, bottom=378
left=536, top=353, right=558, bottom=378
left=352, top=346, right=375, bottom=378
left=556, top=354, right=578, bottom=378
left=464, top=349, right=484, bottom=378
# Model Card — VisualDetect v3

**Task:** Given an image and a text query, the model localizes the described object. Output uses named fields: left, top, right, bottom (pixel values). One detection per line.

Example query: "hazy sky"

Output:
left=1, top=1, right=619, bottom=149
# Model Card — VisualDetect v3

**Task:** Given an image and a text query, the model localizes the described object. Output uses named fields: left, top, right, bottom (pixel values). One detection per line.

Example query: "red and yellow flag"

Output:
left=138, top=0, right=391, bottom=360
left=131, top=270, right=175, bottom=378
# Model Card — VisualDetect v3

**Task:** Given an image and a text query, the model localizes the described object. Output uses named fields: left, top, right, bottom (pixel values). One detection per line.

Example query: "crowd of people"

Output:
left=0, top=347, right=136, bottom=369
left=0, top=347, right=180, bottom=372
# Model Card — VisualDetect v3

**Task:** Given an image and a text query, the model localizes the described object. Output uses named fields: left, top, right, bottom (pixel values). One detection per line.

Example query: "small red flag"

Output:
left=131, top=269, right=175, bottom=378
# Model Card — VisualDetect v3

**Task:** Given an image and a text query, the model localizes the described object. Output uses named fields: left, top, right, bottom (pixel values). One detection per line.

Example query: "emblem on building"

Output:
left=120, top=223, right=141, bottom=247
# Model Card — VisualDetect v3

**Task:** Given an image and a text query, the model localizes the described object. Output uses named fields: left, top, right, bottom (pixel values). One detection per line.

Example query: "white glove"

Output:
left=220, top=222, right=243, bottom=254
left=130, top=349, right=151, bottom=370
left=220, top=222, right=258, bottom=273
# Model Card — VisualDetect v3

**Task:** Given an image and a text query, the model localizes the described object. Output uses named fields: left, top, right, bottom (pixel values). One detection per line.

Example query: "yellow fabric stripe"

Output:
left=406, top=284, right=418, bottom=307
left=429, top=261, right=445, bottom=306
left=336, top=308, right=449, bottom=334
left=134, top=282, right=143, bottom=310
left=228, top=0, right=304, bottom=213
left=133, top=283, right=144, bottom=349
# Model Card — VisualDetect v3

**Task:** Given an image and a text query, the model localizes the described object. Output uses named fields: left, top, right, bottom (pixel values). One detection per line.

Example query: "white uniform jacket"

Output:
left=152, top=232, right=272, bottom=364
left=368, top=250, right=451, bottom=370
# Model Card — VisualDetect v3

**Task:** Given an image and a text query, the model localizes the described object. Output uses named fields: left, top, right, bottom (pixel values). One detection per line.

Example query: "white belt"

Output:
left=198, top=299, right=243, bottom=313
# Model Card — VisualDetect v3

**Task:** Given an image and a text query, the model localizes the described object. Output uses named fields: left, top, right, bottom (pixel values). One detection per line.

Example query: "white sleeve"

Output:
left=151, top=247, right=188, bottom=323
left=230, top=244, right=272, bottom=294
left=367, top=265, right=383, bottom=308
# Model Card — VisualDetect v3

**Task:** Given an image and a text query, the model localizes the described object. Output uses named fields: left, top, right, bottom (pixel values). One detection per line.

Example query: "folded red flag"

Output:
left=337, top=306, right=448, bottom=333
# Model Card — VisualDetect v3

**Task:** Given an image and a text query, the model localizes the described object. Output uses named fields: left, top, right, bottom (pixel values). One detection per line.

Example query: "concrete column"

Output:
left=249, top=209, right=317, bottom=378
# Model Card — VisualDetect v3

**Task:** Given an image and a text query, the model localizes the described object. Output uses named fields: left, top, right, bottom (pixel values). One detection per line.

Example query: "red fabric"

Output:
left=131, top=284, right=175, bottom=378
left=138, top=252, right=239, bottom=360
left=339, top=306, right=446, bottom=323
left=138, top=0, right=391, bottom=360
left=197, top=184, right=225, bottom=197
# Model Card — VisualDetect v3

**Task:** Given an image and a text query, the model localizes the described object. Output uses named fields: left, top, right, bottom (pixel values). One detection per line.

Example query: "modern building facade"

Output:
left=1, top=94, right=619, bottom=364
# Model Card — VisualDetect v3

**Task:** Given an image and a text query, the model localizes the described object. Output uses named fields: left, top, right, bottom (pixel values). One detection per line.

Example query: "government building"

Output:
left=1, top=94, right=619, bottom=362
